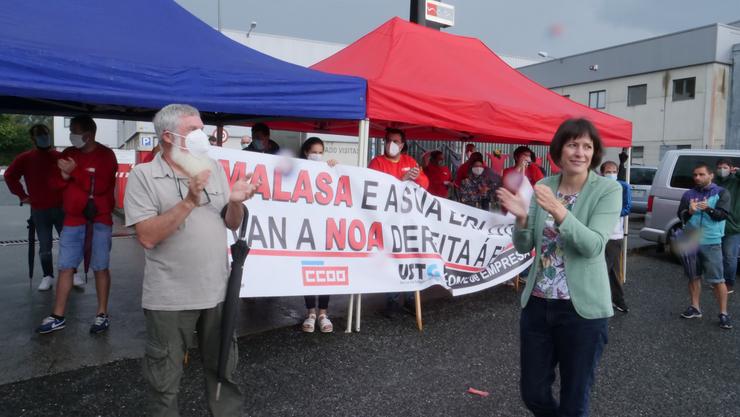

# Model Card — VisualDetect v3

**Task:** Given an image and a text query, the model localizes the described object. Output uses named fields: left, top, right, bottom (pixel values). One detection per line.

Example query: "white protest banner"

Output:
left=208, top=147, right=533, bottom=297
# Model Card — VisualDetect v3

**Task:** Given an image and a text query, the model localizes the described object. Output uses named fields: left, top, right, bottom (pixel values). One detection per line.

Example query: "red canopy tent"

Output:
left=271, top=17, right=632, bottom=148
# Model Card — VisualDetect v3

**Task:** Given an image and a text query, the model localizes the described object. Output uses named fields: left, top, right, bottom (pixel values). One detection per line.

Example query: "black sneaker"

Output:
left=680, top=306, right=702, bottom=319
left=90, top=313, right=110, bottom=334
left=719, top=314, right=732, bottom=330
left=613, top=302, right=629, bottom=313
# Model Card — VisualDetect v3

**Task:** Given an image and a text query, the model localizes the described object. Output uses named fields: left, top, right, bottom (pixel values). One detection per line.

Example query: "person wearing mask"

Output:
left=244, top=123, right=280, bottom=154
left=454, top=143, right=486, bottom=188
left=459, top=157, right=502, bottom=211
left=423, top=150, right=452, bottom=198
left=714, top=159, right=739, bottom=294
left=369, top=128, right=428, bottom=317
left=4, top=124, right=65, bottom=290
left=678, top=163, right=732, bottom=329
left=600, top=161, right=631, bottom=313
left=368, top=128, right=429, bottom=189
left=125, top=104, right=258, bottom=416
left=503, top=146, right=545, bottom=187
left=299, top=137, right=337, bottom=333
left=36, top=116, right=118, bottom=334
left=497, top=118, right=621, bottom=417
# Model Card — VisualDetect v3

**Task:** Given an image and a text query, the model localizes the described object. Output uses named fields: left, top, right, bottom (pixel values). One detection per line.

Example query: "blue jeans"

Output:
left=520, top=296, right=608, bottom=417
left=31, top=207, right=64, bottom=277
left=722, top=233, right=740, bottom=288
left=58, top=223, right=112, bottom=272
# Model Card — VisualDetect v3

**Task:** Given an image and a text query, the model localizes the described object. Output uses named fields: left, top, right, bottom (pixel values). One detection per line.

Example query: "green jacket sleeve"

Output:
left=556, top=181, right=621, bottom=259
left=513, top=197, right=538, bottom=254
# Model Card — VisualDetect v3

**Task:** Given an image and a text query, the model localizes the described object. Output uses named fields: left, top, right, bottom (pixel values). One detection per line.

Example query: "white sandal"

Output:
left=302, top=313, right=316, bottom=333
left=318, top=314, right=333, bottom=333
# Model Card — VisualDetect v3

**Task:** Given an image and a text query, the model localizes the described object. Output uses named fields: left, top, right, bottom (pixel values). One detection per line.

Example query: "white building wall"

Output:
left=551, top=63, right=727, bottom=166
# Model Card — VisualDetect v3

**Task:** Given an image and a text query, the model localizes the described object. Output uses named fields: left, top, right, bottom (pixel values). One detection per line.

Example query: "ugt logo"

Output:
left=301, top=261, right=349, bottom=286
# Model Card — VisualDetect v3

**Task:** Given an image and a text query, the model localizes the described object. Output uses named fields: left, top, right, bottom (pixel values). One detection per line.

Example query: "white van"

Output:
left=639, top=149, right=740, bottom=250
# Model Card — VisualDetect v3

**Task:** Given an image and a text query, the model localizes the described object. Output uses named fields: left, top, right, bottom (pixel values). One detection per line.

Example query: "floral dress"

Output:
left=532, top=192, right=579, bottom=300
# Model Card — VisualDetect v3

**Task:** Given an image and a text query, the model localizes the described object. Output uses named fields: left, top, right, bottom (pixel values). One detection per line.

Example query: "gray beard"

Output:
left=170, top=146, right=213, bottom=177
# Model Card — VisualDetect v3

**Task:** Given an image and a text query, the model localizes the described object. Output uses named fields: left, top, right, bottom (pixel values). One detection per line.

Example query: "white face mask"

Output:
left=605, top=173, right=618, bottom=180
left=717, top=168, right=730, bottom=178
left=387, top=142, right=401, bottom=157
left=472, top=167, right=485, bottom=176
left=307, top=153, right=323, bottom=161
left=170, top=129, right=210, bottom=157
left=69, top=133, right=86, bottom=149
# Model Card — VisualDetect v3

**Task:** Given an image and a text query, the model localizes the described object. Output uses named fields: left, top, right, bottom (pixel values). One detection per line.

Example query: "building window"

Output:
left=631, top=146, right=644, bottom=159
left=588, top=90, right=606, bottom=109
left=627, top=84, right=647, bottom=106
left=672, top=77, right=695, bottom=101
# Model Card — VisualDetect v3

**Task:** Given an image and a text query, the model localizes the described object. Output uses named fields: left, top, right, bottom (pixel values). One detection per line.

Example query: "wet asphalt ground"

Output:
left=1, top=246, right=738, bottom=417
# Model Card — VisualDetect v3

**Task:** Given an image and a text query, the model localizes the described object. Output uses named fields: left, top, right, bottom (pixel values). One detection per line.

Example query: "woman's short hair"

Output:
left=300, top=136, right=324, bottom=159
left=513, top=146, right=534, bottom=161
left=549, top=118, right=603, bottom=171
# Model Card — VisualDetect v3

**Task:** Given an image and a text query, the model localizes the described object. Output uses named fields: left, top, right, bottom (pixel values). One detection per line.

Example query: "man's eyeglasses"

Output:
left=172, top=172, right=211, bottom=207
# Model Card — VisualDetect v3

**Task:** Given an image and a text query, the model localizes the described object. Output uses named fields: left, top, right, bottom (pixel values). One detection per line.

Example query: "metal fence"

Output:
left=369, top=138, right=555, bottom=178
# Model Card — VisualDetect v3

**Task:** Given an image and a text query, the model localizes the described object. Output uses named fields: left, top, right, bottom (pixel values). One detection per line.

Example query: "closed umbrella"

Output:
left=26, top=207, right=35, bottom=287
left=82, top=170, right=98, bottom=277
left=216, top=207, right=250, bottom=400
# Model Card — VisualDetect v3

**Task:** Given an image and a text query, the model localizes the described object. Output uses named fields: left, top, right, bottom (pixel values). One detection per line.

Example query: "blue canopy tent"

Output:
left=0, top=0, right=366, bottom=123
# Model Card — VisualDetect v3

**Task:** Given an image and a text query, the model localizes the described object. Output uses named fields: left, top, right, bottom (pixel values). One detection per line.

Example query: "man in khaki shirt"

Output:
left=124, top=104, right=257, bottom=417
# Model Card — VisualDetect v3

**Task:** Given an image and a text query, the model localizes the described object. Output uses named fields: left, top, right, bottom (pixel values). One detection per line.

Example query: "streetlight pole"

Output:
left=217, top=0, right=222, bottom=32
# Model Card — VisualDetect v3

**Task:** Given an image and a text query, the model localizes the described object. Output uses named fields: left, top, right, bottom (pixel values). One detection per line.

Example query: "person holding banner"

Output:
left=369, top=128, right=428, bottom=317
left=454, top=145, right=486, bottom=188
left=244, top=122, right=280, bottom=155
left=497, top=118, right=621, bottom=417
left=423, top=150, right=452, bottom=198
left=299, top=137, right=337, bottom=332
left=124, top=104, right=259, bottom=417
left=459, top=158, right=502, bottom=211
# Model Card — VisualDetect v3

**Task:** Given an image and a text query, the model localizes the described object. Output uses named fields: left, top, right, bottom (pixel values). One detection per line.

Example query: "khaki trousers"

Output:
left=143, top=304, right=243, bottom=417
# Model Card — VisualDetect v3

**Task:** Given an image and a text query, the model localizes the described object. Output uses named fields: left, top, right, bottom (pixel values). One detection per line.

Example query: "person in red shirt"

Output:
left=36, top=116, right=118, bottom=335
left=423, top=150, right=452, bottom=198
left=368, top=128, right=427, bottom=318
left=4, top=124, right=64, bottom=290
left=368, top=128, right=429, bottom=189
left=502, top=146, right=545, bottom=187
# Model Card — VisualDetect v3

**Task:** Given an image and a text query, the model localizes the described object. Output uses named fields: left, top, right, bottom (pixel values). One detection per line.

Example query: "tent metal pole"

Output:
left=345, top=295, right=355, bottom=333
left=357, top=118, right=370, bottom=166
left=621, top=147, right=631, bottom=284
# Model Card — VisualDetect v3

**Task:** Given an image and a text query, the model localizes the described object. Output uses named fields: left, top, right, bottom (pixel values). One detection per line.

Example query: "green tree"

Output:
left=0, top=114, right=52, bottom=165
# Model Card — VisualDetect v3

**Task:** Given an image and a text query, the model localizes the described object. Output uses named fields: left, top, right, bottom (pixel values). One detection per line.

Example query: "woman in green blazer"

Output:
left=497, top=118, right=622, bottom=417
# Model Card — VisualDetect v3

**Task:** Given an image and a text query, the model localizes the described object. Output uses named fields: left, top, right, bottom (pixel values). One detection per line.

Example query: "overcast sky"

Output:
left=175, top=0, right=738, bottom=59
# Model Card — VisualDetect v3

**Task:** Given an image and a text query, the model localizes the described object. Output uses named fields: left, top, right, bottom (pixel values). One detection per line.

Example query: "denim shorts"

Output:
left=695, top=244, right=724, bottom=284
left=58, top=223, right=112, bottom=272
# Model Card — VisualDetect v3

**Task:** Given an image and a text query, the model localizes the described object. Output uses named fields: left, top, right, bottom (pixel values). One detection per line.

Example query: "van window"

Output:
left=670, top=155, right=740, bottom=189
left=630, top=168, right=656, bottom=186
